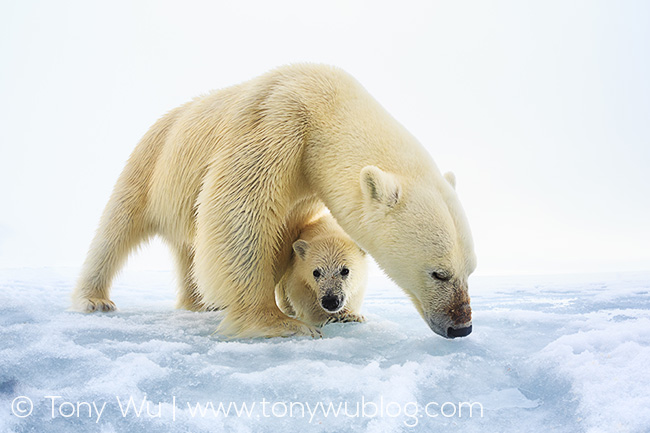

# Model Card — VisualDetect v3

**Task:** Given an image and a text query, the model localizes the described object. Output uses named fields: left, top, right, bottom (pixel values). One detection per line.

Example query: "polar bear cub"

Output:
left=276, top=213, right=367, bottom=327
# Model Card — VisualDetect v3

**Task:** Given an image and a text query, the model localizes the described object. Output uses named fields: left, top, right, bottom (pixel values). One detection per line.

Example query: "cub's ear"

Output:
left=443, top=171, right=456, bottom=189
left=360, top=166, right=402, bottom=208
left=293, top=239, right=310, bottom=260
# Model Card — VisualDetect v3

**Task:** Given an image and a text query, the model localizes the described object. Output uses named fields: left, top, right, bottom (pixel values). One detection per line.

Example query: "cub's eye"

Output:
left=313, top=269, right=321, bottom=279
left=431, top=271, right=451, bottom=281
left=340, top=267, right=349, bottom=276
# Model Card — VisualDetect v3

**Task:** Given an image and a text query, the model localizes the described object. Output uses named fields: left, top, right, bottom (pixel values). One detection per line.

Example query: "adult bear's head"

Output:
left=359, top=165, right=476, bottom=339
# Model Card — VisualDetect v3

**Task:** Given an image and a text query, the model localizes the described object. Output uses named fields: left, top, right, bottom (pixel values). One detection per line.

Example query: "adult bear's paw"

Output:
left=217, top=310, right=323, bottom=339
left=272, top=317, right=323, bottom=339
left=72, top=297, right=116, bottom=313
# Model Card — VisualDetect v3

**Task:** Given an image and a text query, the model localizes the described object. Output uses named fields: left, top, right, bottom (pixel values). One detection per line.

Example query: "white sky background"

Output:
left=0, top=0, right=648, bottom=276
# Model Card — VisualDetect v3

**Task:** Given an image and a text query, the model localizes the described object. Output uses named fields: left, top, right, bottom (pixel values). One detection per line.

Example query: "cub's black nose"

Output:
left=447, top=325, right=472, bottom=338
left=321, top=295, right=342, bottom=312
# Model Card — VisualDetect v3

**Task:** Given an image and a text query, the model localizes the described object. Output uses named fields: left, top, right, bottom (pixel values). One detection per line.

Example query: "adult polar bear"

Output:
left=72, top=64, right=476, bottom=339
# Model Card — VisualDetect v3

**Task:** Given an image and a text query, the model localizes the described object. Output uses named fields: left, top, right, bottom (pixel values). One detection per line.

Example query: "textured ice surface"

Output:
left=1, top=267, right=649, bottom=432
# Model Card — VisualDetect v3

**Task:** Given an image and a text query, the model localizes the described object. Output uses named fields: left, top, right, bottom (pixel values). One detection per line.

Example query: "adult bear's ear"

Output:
left=360, top=166, right=402, bottom=209
left=293, top=239, right=310, bottom=260
left=444, top=171, right=456, bottom=189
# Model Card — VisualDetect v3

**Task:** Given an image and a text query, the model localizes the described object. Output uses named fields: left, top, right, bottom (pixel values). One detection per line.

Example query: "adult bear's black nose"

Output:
left=321, top=295, right=342, bottom=312
left=447, top=325, right=472, bottom=338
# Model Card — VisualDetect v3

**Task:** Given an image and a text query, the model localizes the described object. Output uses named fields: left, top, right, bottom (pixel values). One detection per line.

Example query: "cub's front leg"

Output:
left=324, top=309, right=366, bottom=325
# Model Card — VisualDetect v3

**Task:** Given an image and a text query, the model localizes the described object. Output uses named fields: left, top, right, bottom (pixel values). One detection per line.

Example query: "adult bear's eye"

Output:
left=340, top=267, right=349, bottom=276
left=313, top=269, right=321, bottom=279
left=431, top=271, right=451, bottom=281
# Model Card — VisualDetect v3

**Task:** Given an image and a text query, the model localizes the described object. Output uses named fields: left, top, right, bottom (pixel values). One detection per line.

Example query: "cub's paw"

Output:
left=325, top=311, right=366, bottom=325
left=73, top=298, right=116, bottom=313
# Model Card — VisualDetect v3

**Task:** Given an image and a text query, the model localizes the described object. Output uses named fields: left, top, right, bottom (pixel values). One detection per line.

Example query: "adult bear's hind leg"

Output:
left=72, top=182, right=151, bottom=312
left=172, top=243, right=206, bottom=311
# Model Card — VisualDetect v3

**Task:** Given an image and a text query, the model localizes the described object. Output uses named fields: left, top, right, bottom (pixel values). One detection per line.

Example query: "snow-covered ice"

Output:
left=1, top=266, right=649, bottom=432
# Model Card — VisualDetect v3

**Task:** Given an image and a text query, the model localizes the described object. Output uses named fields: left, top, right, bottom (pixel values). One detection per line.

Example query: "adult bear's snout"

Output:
left=426, top=301, right=473, bottom=339
left=445, top=302, right=472, bottom=338
left=447, top=325, right=472, bottom=338
left=450, top=303, right=472, bottom=326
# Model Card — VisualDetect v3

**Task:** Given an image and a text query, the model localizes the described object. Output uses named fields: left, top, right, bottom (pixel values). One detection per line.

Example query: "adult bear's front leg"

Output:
left=192, top=164, right=320, bottom=338
left=218, top=305, right=323, bottom=339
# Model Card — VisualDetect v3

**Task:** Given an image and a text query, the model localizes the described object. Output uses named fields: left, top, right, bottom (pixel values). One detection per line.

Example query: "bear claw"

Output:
left=325, top=312, right=366, bottom=325
left=76, top=298, right=116, bottom=313
left=280, top=319, right=322, bottom=339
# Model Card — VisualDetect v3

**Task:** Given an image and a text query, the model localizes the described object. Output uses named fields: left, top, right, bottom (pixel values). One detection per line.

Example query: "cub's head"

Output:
left=292, top=235, right=367, bottom=314
left=359, top=165, right=476, bottom=339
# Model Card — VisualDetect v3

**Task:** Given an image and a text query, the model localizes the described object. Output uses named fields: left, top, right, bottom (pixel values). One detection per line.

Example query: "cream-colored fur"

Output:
left=72, top=64, right=476, bottom=339
left=276, top=212, right=367, bottom=327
